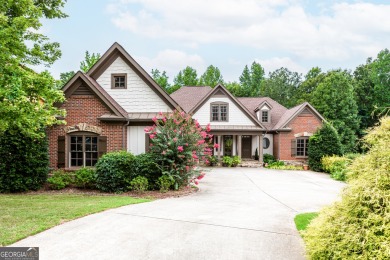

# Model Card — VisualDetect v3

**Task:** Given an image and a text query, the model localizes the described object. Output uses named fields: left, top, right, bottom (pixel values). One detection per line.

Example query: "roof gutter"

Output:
left=122, top=119, right=131, bottom=150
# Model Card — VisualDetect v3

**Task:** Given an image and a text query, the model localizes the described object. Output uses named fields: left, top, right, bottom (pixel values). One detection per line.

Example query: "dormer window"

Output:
left=111, top=73, right=127, bottom=89
left=261, top=111, right=269, bottom=123
left=211, top=102, right=228, bottom=122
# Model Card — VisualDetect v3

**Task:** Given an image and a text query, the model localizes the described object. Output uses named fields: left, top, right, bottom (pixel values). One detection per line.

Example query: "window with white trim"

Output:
left=261, top=111, right=269, bottom=123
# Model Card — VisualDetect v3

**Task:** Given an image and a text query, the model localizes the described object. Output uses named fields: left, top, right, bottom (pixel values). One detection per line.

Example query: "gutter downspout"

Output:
left=122, top=120, right=130, bottom=150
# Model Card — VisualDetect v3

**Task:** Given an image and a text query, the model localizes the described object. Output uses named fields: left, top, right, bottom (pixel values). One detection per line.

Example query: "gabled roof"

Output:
left=170, top=86, right=212, bottom=113
left=87, top=42, right=180, bottom=111
left=62, top=71, right=128, bottom=119
left=238, top=97, right=287, bottom=129
left=187, top=84, right=266, bottom=128
left=272, top=102, right=325, bottom=130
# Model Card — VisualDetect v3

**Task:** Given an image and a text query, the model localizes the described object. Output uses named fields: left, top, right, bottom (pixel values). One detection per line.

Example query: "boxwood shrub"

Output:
left=132, top=153, right=162, bottom=190
left=95, top=151, right=135, bottom=192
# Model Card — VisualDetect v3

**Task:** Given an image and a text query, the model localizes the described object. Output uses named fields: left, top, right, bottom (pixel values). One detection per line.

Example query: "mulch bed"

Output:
left=24, top=184, right=199, bottom=200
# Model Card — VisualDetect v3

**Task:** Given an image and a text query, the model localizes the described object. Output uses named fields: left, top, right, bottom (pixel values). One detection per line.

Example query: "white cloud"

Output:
left=107, top=0, right=390, bottom=62
left=255, top=57, right=307, bottom=75
left=135, top=49, right=206, bottom=80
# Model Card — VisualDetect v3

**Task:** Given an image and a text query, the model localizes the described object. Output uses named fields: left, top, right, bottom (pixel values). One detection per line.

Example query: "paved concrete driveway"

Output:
left=13, top=168, right=345, bottom=260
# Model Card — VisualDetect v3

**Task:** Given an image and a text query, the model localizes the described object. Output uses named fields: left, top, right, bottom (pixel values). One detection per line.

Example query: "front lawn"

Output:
left=294, top=212, right=318, bottom=231
left=0, top=194, right=150, bottom=246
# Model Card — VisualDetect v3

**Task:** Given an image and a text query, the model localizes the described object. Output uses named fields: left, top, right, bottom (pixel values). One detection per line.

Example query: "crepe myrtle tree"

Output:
left=145, top=110, right=216, bottom=189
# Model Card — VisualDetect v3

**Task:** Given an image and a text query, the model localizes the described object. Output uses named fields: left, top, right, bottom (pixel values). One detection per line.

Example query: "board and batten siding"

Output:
left=96, top=56, right=171, bottom=113
left=193, top=97, right=255, bottom=126
left=127, top=126, right=148, bottom=155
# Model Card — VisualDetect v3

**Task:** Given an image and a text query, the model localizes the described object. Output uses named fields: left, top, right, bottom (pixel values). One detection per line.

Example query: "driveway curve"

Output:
left=12, top=168, right=345, bottom=260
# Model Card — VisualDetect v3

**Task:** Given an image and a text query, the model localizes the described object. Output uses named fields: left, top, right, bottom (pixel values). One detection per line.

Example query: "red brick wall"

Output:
left=48, top=95, right=125, bottom=169
left=273, top=133, right=279, bottom=159
left=278, top=112, right=322, bottom=161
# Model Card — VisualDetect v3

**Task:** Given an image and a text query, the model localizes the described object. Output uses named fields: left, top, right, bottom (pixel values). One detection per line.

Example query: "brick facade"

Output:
left=277, top=112, right=322, bottom=162
left=48, top=95, right=125, bottom=169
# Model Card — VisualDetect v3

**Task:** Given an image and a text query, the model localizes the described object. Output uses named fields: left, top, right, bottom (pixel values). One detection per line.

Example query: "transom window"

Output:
left=261, top=111, right=269, bottom=123
left=296, top=138, right=309, bottom=157
left=70, top=136, right=98, bottom=167
left=211, top=103, right=228, bottom=122
left=111, top=74, right=127, bottom=89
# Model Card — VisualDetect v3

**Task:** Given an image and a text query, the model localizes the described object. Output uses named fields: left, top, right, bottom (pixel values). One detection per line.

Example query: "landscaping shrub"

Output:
left=132, top=153, right=162, bottom=189
left=0, top=129, right=49, bottom=192
left=158, top=175, right=175, bottom=193
left=267, top=161, right=285, bottom=167
left=74, top=167, right=96, bottom=189
left=206, top=155, right=218, bottom=166
left=308, top=122, right=343, bottom=172
left=232, top=156, right=241, bottom=167
left=128, top=176, right=149, bottom=192
left=47, top=170, right=73, bottom=190
left=321, top=155, right=351, bottom=181
left=254, top=148, right=259, bottom=160
left=303, top=117, right=390, bottom=259
left=145, top=110, right=213, bottom=189
left=222, top=156, right=233, bottom=167
left=95, top=151, right=135, bottom=192
left=263, top=154, right=276, bottom=164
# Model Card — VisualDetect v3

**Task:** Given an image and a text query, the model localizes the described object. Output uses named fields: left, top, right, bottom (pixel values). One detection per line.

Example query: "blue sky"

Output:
left=41, top=0, right=390, bottom=83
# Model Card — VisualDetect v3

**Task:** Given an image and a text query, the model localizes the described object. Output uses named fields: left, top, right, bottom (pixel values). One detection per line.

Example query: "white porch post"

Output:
left=237, top=135, right=242, bottom=158
left=258, top=134, right=264, bottom=164
left=217, top=135, right=221, bottom=160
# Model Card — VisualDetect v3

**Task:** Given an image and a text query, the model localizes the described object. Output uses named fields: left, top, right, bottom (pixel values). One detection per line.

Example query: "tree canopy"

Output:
left=58, top=51, right=101, bottom=87
left=0, top=0, right=67, bottom=137
left=199, top=65, right=224, bottom=87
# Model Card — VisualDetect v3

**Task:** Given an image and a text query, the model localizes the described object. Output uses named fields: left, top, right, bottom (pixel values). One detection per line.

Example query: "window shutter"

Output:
left=98, top=136, right=107, bottom=158
left=57, top=136, right=65, bottom=168
left=291, top=139, right=296, bottom=157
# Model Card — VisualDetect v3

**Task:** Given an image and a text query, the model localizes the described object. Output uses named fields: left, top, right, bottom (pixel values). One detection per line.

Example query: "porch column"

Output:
left=237, top=135, right=242, bottom=158
left=258, top=134, right=263, bottom=164
left=217, top=135, right=221, bottom=160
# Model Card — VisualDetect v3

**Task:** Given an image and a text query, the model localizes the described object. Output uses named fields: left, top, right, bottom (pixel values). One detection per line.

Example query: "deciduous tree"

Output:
left=199, top=65, right=224, bottom=87
left=0, top=0, right=67, bottom=137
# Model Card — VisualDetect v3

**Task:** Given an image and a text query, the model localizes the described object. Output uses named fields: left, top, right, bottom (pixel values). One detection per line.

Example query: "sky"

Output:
left=41, top=0, right=390, bottom=83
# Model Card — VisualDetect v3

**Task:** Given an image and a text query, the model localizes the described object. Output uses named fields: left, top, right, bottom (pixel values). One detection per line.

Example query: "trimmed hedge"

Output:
left=303, top=117, right=390, bottom=259
left=308, top=123, right=343, bottom=172
left=0, top=129, right=49, bottom=192
left=95, top=151, right=135, bottom=192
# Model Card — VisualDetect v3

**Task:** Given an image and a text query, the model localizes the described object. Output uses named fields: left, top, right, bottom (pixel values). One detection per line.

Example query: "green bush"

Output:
left=0, top=129, right=49, bottom=192
left=303, top=117, right=390, bottom=259
left=128, top=176, right=149, bottom=192
left=47, top=170, right=73, bottom=190
left=158, top=175, right=174, bottom=193
left=132, top=153, right=162, bottom=190
left=263, top=154, right=276, bottom=164
left=206, top=155, right=218, bottom=166
left=321, top=155, right=351, bottom=181
left=222, top=156, right=233, bottom=167
left=231, top=156, right=241, bottom=167
left=267, top=161, right=285, bottom=167
left=74, top=167, right=96, bottom=189
left=95, top=151, right=135, bottom=192
left=308, top=123, right=343, bottom=172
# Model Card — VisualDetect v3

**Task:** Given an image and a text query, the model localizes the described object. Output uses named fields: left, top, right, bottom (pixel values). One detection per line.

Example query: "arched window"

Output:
left=263, top=137, right=270, bottom=149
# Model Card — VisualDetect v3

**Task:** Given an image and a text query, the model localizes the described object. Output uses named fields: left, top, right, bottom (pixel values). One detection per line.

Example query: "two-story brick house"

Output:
left=48, top=42, right=324, bottom=169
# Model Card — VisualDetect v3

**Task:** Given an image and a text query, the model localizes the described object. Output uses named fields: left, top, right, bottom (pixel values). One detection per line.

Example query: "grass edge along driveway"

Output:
left=0, top=194, right=150, bottom=246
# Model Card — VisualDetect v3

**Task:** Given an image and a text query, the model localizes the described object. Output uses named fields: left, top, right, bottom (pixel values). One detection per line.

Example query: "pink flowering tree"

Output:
left=145, top=110, right=213, bottom=189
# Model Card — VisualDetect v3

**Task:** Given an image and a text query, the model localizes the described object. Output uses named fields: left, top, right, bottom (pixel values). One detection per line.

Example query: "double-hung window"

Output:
left=211, top=103, right=228, bottom=122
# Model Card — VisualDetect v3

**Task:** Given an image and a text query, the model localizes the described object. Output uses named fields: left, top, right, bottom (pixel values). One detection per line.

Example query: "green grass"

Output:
left=0, top=194, right=150, bottom=246
left=294, top=212, right=319, bottom=231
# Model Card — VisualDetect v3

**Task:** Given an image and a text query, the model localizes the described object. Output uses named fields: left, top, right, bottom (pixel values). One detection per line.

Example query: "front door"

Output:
left=223, top=135, right=233, bottom=156
left=242, top=136, right=252, bottom=158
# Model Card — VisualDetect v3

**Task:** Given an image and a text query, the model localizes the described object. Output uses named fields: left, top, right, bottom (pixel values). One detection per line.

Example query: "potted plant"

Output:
left=303, top=164, right=309, bottom=170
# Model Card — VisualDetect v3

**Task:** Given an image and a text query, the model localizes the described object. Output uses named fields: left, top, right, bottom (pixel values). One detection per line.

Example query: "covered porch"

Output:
left=209, top=126, right=266, bottom=163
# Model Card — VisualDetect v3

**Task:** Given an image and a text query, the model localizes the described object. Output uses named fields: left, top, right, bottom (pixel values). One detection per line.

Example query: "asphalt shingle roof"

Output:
left=170, top=86, right=212, bottom=113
